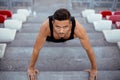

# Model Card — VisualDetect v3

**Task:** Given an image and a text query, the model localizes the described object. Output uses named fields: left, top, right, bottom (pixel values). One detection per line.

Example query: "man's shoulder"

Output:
left=40, top=19, right=50, bottom=35
left=41, top=19, right=49, bottom=28
left=74, top=19, right=87, bottom=37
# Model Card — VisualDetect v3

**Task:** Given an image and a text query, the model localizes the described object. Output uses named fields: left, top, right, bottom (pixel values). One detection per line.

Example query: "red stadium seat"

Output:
left=0, top=14, right=7, bottom=23
left=108, top=15, right=120, bottom=24
left=115, top=22, right=120, bottom=29
left=0, top=10, right=12, bottom=18
left=113, top=11, right=120, bottom=15
left=100, top=10, right=112, bottom=18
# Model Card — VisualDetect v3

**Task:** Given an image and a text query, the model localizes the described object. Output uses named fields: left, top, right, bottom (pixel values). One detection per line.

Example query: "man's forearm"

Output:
left=29, top=49, right=39, bottom=69
left=28, top=35, right=45, bottom=69
left=86, top=49, right=97, bottom=70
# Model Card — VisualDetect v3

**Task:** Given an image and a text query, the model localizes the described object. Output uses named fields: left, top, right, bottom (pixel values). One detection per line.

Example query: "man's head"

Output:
left=52, top=8, right=72, bottom=38
left=53, top=8, right=71, bottom=21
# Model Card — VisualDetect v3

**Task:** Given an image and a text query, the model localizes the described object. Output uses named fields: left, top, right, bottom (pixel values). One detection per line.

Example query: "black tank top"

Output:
left=46, top=16, right=76, bottom=43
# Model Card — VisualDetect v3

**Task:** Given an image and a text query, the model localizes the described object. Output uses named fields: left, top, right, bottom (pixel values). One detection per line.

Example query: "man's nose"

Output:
left=60, top=28, right=64, bottom=33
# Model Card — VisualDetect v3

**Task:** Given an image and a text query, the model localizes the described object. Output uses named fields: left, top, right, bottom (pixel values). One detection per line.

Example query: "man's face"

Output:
left=52, top=19, right=71, bottom=38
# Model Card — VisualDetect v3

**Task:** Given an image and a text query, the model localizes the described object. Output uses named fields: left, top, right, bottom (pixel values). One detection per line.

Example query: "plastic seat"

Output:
left=115, top=22, right=120, bottom=29
left=93, top=20, right=112, bottom=31
left=0, top=43, right=7, bottom=58
left=4, top=19, right=22, bottom=30
left=100, top=10, right=112, bottom=18
left=0, top=10, right=12, bottom=18
left=117, top=42, right=120, bottom=49
left=81, top=9, right=95, bottom=17
left=102, top=29, right=120, bottom=43
left=107, top=15, right=120, bottom=24
left=0, top=14, right=7, bottom=23
left=0, top=28, right=17, bottom=42
left=86, top=14, right=102, bottom=23
left=12, top=13, right=27, bottom=22
left=17, top=9, right=30, bottom=17
left=113, top=11, right=120, bottom=15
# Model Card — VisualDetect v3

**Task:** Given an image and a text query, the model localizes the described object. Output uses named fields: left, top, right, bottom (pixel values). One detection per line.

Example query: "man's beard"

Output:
left=58, top=33, right=65, bottom=38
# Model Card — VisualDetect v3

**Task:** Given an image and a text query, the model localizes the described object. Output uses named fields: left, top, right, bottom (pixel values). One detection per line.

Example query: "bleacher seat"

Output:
left=93, top=20, right=112, bottom=31
left=12, top=13, right=27, bottom=22
left=81, top=9, right=95, bottom=17
left=86, top=13, right=102, bottom=23
left=4, top=19, right=22, bottom=30
left=0, top=14, right=7, bottom=23
left=115, top=22, right=120, bottom=29
left=103, top=29, right=120, bottom=43
left=117, top=42, right=120, bottom=49
left=17, top=9, right=30, bottom=17
left=0, top=10, right=12, bottom=18
left=100, top=10, right=112, bottom=18
left=113, top=11, right=120, bottom=15
left=107, top=15, right=120, bottom=24
left=0, top=28, right=16, bottom=42
left=0, top=43, right=7, bottom=58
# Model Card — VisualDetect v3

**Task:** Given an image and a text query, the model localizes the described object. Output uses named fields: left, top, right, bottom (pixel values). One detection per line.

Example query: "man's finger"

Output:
left=89, top=72, right=97, bottom=80
left=33, top=75, right=36, bottom=80
left=27, top=74, right=31, bottom=80
left=89, top=74, right=94, bottom=80
left=93, top=71, right=97, bottom=80
left=35, top=69, right=39, bottom=74
left=31, top=75, right=35, bottom=80
left=33, top=74, right=37, bottom=80
left=94, top=76, right=96, bottom=80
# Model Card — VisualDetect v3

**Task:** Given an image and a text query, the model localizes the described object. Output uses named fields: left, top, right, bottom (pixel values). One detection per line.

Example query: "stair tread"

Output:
left=7, top=39, right=117, bottom=47
left=0, top=57, right=120, bottom=71
left=0, top=71, right=120, bottom=80
left=0, top=47, right=119, bottom=71
left=4, top=46, right=120, bottom=59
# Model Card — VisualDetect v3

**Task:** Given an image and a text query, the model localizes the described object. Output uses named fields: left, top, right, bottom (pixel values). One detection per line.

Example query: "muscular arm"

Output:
left=27, top=19, right=50, bottom=80
left=74, top=20, right=97, bottom=70
left=28, top=19, right=49, bottom=70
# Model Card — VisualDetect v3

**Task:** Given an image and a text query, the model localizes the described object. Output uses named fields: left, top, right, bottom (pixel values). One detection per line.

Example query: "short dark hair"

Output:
left=53, top=8, right=71, bottom=21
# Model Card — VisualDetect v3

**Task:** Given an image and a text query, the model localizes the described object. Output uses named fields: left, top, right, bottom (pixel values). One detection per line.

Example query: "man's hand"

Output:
left=85, top=69, right=97, bottom=80
left=27, top=68, right=39, bottom=80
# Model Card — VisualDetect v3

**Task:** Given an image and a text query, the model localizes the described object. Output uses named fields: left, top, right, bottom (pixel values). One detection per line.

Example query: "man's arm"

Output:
left=74, top=20, right=97, bottom=80
left=27, top=19, right=49, bottom=80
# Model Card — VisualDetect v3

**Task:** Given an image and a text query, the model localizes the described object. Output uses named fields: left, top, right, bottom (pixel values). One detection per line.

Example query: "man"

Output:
left=27, top=8, right=97, bottom=80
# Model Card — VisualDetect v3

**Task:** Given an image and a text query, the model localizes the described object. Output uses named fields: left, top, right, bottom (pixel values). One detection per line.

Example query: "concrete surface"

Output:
left=0, top=0, right=120, bottom=80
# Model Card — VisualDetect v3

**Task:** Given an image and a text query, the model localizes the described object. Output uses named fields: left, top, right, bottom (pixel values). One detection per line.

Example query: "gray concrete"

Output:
left=0, top=71, right=120, bottom=80
left=0, top=0, right=120, bottom=79
left=0, top=47, right=120, bottom=71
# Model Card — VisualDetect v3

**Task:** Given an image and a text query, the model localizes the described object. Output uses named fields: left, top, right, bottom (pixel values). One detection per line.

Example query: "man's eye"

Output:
left=56, top=26, right=60, bottom=28
left=64, top=26, right=68, bottom=28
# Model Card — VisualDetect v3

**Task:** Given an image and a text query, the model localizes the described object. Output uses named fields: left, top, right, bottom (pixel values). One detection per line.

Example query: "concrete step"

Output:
left=7, top=39, right=116, bottom=47
left=21, top=23, right=41, bottom=29
left=27, top=10, right=78, bottom=23
left=15, top=33, right=104, bottom=40
left=4, top=47, right=120, bottom=59
left=27, top=15, right=47, bottom=23
left=0, top=56, right=120, bottom=71
left=0, top=71, right=120, bottom=80
left=27, top=15, right=87, bottom=24
left=0, top=47, right=119, bottom=71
